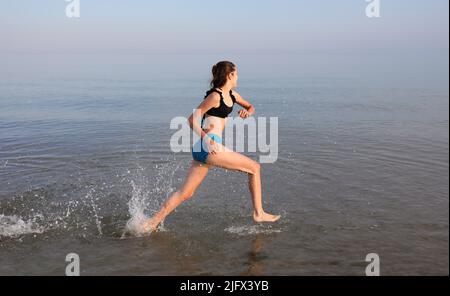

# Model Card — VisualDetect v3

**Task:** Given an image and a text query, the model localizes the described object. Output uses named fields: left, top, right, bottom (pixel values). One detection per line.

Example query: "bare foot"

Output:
left=141, top=218, right=158, bottom=234
left=253, top=211, right=281, bottom=223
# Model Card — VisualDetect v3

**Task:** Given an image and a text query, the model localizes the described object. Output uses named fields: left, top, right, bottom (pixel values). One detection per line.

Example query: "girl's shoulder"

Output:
left=204, top=88, right=223, bottom=99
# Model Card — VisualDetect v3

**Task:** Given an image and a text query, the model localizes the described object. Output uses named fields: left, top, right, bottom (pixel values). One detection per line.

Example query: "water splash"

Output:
left=0, top=214, right=45, bottom=238
left=123, top=180, right=151, bottom=237
left=122, top=158, right=182, bottom=237
left=0, top=182, right=110, bottom=240
left=1, top=156, right=184, bottom=240
left=86, top=189, right=103, bottom=236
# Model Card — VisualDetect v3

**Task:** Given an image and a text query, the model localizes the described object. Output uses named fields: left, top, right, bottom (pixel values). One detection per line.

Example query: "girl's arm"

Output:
left=187, top=92, right=221, bottom=139
left=233, top=91, right=255, bottom=118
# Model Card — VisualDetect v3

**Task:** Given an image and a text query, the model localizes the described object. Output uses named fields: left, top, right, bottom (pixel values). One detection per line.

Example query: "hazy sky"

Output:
left=0, top=0, right=448, bottom=54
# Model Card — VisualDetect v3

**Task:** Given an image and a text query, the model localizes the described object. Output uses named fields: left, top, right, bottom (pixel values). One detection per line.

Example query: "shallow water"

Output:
left=0, top=54, right=448, bottom=275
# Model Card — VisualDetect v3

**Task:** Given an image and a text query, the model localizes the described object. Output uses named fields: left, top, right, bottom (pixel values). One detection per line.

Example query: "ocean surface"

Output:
left=0, top=53, right=448, bottom=275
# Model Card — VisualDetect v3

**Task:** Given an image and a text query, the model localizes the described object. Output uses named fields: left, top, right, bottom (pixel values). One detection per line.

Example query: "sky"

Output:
left=0, top=0, right=448, bottom=55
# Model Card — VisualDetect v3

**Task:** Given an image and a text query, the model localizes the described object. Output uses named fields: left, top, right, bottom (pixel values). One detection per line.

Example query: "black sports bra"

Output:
left=203, top=88, right=236, bottom=118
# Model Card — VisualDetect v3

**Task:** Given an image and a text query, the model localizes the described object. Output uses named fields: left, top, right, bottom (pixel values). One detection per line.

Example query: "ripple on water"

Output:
left=224, top=224, right=282, bottom=236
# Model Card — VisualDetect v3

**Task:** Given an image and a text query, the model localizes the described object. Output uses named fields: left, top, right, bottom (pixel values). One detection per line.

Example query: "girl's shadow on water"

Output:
left=240, top=233, right=271, bottom=276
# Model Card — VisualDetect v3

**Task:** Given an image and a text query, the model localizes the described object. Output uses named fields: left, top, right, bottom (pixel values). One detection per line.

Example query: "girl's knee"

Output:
left=179, top=189, right=194, bottom=201
left=248, top=161, right=260, bottom=175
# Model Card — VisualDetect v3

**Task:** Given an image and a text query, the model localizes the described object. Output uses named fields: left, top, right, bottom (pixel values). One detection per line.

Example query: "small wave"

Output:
left=0, top=214, right=46, bottom=238
left=224, top=224, right=282, bottom=236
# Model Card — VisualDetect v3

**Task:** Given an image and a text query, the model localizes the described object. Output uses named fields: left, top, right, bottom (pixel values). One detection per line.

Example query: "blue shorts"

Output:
left=191, top=134, right=222, bottom=164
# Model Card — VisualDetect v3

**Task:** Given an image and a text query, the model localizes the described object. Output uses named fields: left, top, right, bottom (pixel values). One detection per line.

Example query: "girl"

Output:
left=142, top=61, right=280, bottom=234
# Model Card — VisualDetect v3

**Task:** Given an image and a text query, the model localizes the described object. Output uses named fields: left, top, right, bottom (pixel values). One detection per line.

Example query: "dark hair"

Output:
left=210, top=61, right=236, bottom=89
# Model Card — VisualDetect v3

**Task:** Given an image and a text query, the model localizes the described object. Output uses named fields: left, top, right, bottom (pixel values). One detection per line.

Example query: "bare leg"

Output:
left=206, top=146, right=280, bottom=223
left=142, top=160, right=210, bottom=233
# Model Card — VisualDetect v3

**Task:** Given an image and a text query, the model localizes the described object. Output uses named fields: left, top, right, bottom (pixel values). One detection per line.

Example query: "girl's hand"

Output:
left=205, top=138, right=221, bottom=155
left=238, top=109, right=251, bottom=119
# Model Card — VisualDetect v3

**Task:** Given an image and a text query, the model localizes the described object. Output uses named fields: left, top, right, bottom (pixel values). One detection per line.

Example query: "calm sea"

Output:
left=0, top=53, right=448, bottom=275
